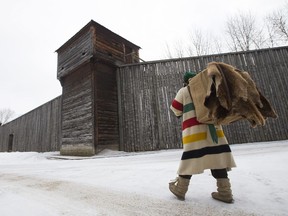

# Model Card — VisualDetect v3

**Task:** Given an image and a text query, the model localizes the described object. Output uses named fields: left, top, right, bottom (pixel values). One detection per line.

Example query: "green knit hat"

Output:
left=183, top=71, right=197, bottom=83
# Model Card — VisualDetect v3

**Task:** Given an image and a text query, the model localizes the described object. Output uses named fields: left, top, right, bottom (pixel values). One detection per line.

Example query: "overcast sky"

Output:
left=1, top=0, right=287, bottom=117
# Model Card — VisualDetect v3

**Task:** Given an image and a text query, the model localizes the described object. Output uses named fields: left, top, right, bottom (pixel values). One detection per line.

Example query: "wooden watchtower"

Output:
left=56, top=20, right=140, bottom=156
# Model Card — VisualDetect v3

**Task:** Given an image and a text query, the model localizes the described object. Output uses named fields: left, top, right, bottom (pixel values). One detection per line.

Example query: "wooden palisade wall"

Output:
left=1, top=46, right=287, bottom=153
left=117, top=46, right=288, bottom=151
left=0, top=96, right=61, bottom=152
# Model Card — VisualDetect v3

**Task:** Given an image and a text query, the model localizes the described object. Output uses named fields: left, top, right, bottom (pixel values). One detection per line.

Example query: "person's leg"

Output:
left=211, top=169, right=233, bottom=203
left=211, top=169, right=228, bottom=179
left=179, top=175, right=192, bottom=179
left=169, top=175, right=192, bottom=200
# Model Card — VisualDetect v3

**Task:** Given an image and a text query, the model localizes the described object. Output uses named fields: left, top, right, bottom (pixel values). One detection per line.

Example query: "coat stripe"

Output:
left=181, top=145, right=232, bottom=160
left=183, top=103, right=195, bottom=113
left=171, top=99, right=183, bottom=112
left=183, top=132, right=207, bottom=144
left=217, top=130, right=225, bottom=137
left=182, top=117, right=201, bottom=130
left=182, top=130, right=225, bottom=144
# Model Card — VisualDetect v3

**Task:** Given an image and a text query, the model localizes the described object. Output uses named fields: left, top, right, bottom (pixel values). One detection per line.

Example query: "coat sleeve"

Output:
left=170, top=88, right=184, bottom=117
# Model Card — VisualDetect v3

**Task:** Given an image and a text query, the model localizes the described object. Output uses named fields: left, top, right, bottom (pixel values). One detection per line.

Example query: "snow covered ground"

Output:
left=0, top=140, right=287, bottom=216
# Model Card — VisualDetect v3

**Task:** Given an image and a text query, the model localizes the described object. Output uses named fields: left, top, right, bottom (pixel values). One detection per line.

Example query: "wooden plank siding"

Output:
left=56, top=20, right=140, bottom=81
left=95, top=31, right=138, bottom=64
left=94, top=62, right=119, bottom=150
left=59, top=62, right=95, bottom=156
left=56, top=27, right=93, bottom=79
left=117, top=47, right=288, bottom=152
left=0, top=96, right=61, bottom=152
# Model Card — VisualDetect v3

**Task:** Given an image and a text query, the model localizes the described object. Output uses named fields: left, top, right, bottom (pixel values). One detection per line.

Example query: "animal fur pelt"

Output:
left=188, top=62, right=278, bottom=127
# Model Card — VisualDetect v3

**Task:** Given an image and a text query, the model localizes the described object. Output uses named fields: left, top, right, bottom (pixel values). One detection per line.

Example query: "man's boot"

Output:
left=169, top=176, right=190, bottom=200
left=211, top=178, right=234, bottom=203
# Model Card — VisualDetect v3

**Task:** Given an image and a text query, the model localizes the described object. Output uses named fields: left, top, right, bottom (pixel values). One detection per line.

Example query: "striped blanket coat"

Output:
left=171, top=87, right=236, bottom=175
